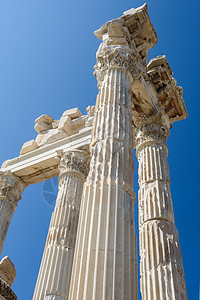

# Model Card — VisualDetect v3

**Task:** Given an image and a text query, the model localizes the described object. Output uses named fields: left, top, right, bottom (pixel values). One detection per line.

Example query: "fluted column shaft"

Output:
left=68, top=43, right=139, bottom=299
left=136, top=122, right=187, bottom=300
left=0, top=171, right=26, bottom=255
left=33, top=150, right=89, bottom=300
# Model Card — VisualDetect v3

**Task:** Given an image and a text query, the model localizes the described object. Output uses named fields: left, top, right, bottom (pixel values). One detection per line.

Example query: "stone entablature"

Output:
left=94, top=4, right=157, bottom=65
left=147, top=55, right=188, bottom=123
left=0, top=60, right=187, bottom=187
left=0, top=4, right=189, bottom=300
left=33, top=106, right=94, bottom=149
left=21, top=106, right=95, bottom=154
left=1, top=125, right=92, bottom=186
left=0, top=106, right=94, bottom=186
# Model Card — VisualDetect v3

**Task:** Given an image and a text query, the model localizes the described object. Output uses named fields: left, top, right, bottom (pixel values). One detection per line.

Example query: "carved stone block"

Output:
left=62, top=107, right=82, bottom=119
left=20, top=139, right=38, bottom=155
left=58, top=115, right=73, bottom=134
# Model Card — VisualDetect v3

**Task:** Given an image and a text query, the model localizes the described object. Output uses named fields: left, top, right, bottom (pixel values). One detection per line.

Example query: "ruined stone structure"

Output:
left=0, top=4, right=188, bottom=300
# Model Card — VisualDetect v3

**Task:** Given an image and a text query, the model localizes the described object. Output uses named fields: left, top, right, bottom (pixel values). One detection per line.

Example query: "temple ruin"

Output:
left=0, top=4, right=188, bottom=300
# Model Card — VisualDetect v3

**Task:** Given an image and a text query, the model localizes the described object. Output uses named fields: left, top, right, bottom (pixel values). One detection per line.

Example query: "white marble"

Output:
left=135, top=121, right=188, bottom=300
left=0, top=4, right=189, bottom=300
left=33, top=150, right=90, bottom=300
left=0, top=171, right=26, bottom=255
left=68, top=15, right=148, bottom=299
left=1, top=126, right=92, bottom=185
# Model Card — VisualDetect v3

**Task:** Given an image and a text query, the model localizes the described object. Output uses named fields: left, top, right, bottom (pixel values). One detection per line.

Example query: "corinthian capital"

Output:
left=0, top=171, right=26, bottom=206
left=135, top=122, right=169, bottom=151
left=59, top=150, right=90, bottom=178
left=94, top=21, right=144, bottom=83
left=133, top=106, right=171, bottom=150
left=94, top=44, right=143, bottom=83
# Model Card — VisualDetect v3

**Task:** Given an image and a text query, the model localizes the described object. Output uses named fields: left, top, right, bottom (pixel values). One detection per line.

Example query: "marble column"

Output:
left=135, top=121, right=188, bottom=300
left=33, top=150, right=90, bottom=300
left=68, top=22, right=141, bottom=300
left=0, top=171, right=26, bottom=255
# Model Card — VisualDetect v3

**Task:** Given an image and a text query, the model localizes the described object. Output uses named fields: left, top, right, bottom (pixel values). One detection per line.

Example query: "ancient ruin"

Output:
left=0, top=4, right=188, bottom=300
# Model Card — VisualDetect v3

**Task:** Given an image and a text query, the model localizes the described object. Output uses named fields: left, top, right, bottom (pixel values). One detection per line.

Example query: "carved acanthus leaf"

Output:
left=59, top=150, right=90, bottom=178
left=135, top=122, right=169, bottom=150
left=0, top=171, right=26, bottom=205
left=94, top=47, right=144, bottom=82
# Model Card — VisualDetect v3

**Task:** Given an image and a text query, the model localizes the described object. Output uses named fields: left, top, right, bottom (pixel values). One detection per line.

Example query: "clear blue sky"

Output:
left=0, top=0, right=199, bottom=299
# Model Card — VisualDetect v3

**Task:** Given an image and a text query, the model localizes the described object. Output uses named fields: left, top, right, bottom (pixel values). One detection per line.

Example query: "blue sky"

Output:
left=0, top=0, right=199, bottom=299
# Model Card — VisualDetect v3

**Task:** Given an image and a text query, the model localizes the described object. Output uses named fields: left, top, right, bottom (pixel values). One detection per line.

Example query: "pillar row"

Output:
left=33, top=150, right=90, bottom=300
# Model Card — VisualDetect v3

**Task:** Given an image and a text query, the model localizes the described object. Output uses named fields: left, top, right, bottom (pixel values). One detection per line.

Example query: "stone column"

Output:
left=0, top=171, right=26, bottom=255
left=135, top=120, right=188, bottom=300
left=68, top=22, right=141, bottom=300
left=33, top=150, right=90, bottom=300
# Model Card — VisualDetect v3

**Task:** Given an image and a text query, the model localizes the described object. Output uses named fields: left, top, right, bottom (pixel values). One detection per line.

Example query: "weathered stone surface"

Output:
left=85, top=105, right=95, bottom=127
left=147, top=55, right=188, bottom=123
left=32, top=107, right=94, bottom=149
left=69, top=67, right=138, bottom=300
left=94, top=3, right=157, bottom=65
left=20, top=139, right=38, bottom=155
left=0, top=279, right=17, bottom=300
left=35, top=114, right=54, bottom=125
left=0, top=171, right=26, bottom=255
left=1, top=128, right=91, bottom=185
left=0, top=5, right=189, bottom=300
left=35, top=129, right=68, bottom=146
left=58, top=115, right=73, bottom=134
left=0, top=257, right=16, bottom=287
left=0, top=171, right=26, bottom=204
left=62, top=107, right=82, bottom=119
left=67, top=6, right=158, bottom=297
left=1, top=106, right=95, bottom=186
left=35, top=122, right=51, bottom=133
left=135, top=121, right=188, bottom=300
left=34, top=114, right=54, bottom=133
left=33, top=150, right=90, bottom=300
